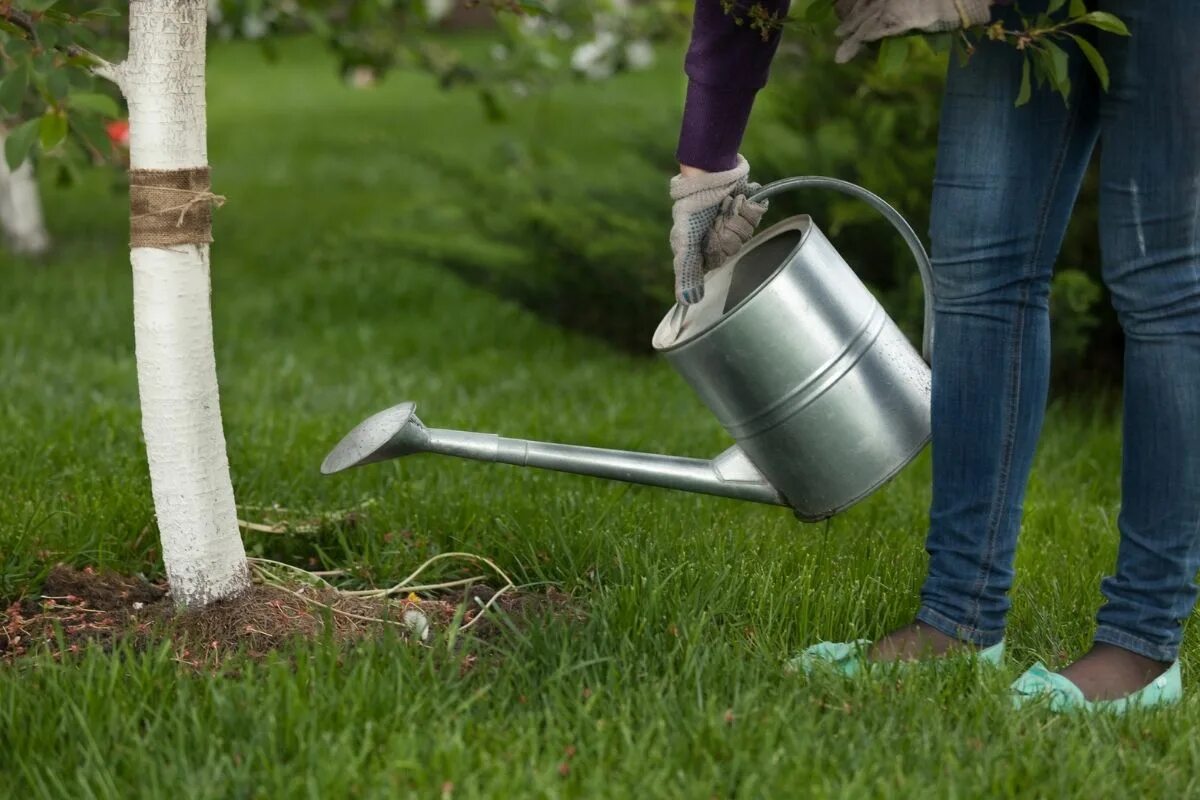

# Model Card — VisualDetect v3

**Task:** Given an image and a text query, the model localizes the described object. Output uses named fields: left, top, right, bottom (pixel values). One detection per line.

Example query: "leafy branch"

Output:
left=0, top=2, right=125, bottom=172
left=0, top=1, right=119, bottom=81
left=720, top=0, right=1130, bottom=106
left=975, top=1, right=1129, bottom=104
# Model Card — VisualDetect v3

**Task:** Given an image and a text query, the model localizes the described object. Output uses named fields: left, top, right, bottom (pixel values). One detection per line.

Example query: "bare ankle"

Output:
left=867, top=622, right=978, bottom=662
left=1058, top=643, right=1173, bottom=701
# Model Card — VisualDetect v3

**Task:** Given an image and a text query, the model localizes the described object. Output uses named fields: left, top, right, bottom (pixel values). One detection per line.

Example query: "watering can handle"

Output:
left=747, top=176, right=934, bottom=361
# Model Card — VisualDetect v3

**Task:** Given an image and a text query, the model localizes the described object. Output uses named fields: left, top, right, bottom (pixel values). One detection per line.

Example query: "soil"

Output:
left=2, top=564, right=578, bottom=669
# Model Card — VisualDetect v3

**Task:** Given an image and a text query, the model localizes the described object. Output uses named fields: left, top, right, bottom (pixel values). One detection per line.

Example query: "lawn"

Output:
left=3, top=36, right=1199, bottom=799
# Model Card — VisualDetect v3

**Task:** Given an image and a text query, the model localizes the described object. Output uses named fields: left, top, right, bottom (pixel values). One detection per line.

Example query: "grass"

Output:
left=2, top=36, right=1199, bottom=798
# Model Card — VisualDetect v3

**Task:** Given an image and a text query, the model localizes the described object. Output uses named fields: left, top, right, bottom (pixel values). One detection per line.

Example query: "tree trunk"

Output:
left=122, top=0, right=248, bottom=607
left=0, top=131, right=51, bottom=257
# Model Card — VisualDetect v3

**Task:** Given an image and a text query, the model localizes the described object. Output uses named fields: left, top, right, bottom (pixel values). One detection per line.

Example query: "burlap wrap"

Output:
left=129, top=167, right=225, bottom=248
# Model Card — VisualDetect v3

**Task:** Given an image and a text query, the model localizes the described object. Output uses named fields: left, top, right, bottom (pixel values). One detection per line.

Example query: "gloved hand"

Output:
left=669, top=155, right=769, bottom=306
left=833, top=0, right=993, bottom=64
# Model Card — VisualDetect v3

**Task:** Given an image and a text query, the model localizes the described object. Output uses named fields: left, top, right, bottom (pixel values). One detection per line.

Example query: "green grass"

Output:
left=2, top=37, right=1199, bottom=798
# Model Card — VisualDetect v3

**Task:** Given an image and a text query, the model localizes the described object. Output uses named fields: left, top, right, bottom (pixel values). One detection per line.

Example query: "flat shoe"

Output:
left=785, top=638, right=1005, bottom=677
left=1010, top=660, right=1181, bottom=713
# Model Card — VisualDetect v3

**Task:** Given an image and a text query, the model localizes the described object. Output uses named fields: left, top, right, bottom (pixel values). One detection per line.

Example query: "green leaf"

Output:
left=4, top=37, right=33, bottom=61
left=69, top=91, right=120, bottom=118
left=34, top=21, right=59, bottom=49
left=67, top=66, right=95, bottom=90
left=1032, top=48, right=1049, bottom=88
left=38, top=110, right=68, bottom=151
left=0, top=65, right=29, bottom=114
left=1016, top=57, right=1032, bottom=106
left=1042, top=40, right=1072, bottom=100
left=46, top=68, right=69, bottom=101
left=922, top=32, right=955, bottom=55
left=69, top=108, right=111, bottom=155
left=83, top=7, right=122, bottom=17
left=1047, top=0, right=1068, bottom=14
left=1068, top=33, right=1109, bottom=91
left=1069, top=0, right=1087, bottom=16
left=876, top=36, right=909, bottom=75
left=1075, top=11, right=1130, bottom=35
left=804, top=0, right=834, bottom=22
left=4, top=117, right=40, bottom=170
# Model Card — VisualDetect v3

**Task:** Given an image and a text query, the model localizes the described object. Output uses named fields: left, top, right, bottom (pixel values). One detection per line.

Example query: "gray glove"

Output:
left=834, top=0, right=993, bottom=64
left=669, top=155, right=769, bottom=306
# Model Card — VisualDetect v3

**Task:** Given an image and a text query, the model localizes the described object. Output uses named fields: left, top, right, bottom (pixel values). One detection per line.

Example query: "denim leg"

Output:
left=1091, top=1, right=1200, bottom=663
left=916, top=19, right=1100, bottom=645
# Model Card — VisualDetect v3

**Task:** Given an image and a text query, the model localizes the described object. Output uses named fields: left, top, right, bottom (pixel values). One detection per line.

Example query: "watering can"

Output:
left=320, top=177, right=934, bottom=521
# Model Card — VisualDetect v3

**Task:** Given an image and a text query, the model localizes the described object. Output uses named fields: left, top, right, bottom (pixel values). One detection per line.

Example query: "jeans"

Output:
left=916, top=0, right=1200, bottom=662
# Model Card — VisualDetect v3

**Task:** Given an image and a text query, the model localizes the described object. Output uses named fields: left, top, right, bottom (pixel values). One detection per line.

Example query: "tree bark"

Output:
left=122, top=0, right=248, bottom=607
left=0, top=130, right=51, bottom=257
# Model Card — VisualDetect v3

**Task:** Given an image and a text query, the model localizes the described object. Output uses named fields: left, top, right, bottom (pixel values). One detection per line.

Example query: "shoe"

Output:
left=785, top=638, right=1005, bottom=677
left=1010, top=660, right=1182, bottom=713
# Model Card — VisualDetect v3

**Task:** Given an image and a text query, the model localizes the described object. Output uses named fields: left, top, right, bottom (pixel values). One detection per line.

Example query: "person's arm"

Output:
left=676, top=0, right=792, bottom=173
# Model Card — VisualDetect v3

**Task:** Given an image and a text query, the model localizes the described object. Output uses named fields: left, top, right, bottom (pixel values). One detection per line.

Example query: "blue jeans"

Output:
left=916, top=0, right=1200, bottom=662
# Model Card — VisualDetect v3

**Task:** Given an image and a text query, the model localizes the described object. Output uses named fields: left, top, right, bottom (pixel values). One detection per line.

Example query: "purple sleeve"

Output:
left=676, top=0, right=791, bottom=172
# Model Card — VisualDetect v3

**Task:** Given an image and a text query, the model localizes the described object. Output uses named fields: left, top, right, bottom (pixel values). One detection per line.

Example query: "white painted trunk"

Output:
left=0, top=131, right=51, bottom=257
left=123, top=0, right=248, bottom=607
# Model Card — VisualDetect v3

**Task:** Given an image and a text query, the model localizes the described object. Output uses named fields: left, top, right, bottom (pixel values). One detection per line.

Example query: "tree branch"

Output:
left=0, top=4, right=122, bottom=86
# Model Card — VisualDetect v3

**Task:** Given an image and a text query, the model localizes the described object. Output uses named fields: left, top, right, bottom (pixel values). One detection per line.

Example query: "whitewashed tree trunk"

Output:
left=117, top=0, right=249, bottom=607
left=0, top=130, right=51, bottom=257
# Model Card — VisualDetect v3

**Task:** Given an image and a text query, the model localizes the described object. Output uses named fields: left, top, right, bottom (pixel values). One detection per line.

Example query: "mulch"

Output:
left=1, top=564, right=577, bottom=669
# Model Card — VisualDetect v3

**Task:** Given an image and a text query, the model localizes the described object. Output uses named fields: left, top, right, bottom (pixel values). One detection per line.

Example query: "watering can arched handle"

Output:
left=748, top=177, right=934, bottom=361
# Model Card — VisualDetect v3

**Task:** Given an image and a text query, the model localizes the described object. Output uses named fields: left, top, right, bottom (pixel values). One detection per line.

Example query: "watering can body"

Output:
left=321, top=177, right=935, bottom=522
left=651, top=212, right=930, bottom=519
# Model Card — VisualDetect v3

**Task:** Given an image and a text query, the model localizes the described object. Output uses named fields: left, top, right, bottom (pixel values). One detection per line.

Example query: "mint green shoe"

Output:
left=1010, top=661, right=1182, bottom=713
left=785, top=639, right=1005, bottom=677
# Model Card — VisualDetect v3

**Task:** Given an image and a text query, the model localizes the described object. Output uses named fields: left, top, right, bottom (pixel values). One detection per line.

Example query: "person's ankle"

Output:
left=1057, top=643, right=1173, bottom=701
left=867, top=621, right=982, bottom=662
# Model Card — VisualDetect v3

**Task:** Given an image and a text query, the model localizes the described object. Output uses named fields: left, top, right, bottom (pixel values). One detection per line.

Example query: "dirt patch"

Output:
left=2, top=564, right=578, bottom=668
left=41, top=564, right=167, bottom=611
left=3, top=566, right=165, bottom=661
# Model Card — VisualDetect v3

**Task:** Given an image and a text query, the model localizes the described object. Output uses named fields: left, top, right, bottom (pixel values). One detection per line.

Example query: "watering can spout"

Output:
left=321, top=403, right=788, bottom=507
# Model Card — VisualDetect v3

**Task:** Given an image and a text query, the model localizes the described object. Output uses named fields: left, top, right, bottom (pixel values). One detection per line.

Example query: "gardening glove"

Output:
left=669, top=155, right=769, bottom=306
left=833, top=0, right=993, bottom=63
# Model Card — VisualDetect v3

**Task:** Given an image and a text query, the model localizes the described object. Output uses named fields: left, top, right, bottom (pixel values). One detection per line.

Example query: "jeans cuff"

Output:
left=915, top=605, right=1005, bottom=648
left=1094, top=625, right=1179, bottom=663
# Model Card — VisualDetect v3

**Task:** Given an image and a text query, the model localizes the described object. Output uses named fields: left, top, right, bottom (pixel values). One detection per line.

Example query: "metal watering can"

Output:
left=321, top=177, right=934, bottom=521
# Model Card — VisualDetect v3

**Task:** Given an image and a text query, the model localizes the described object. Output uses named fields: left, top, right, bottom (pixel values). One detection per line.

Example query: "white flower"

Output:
left=625, top=39, right=655, bottom=70
left=424, top=0, right=455, bottom=22
left=491, top=44, right=510, bottom=62
left=241, top=15, right=268, bottom=39
left=571, top=31, right=619, bottom=80
left=520, top=15, right=547, bottom=35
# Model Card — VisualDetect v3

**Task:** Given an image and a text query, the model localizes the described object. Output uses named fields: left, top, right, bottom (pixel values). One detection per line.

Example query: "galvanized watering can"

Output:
left=321, top=177, right=935, bottom=521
